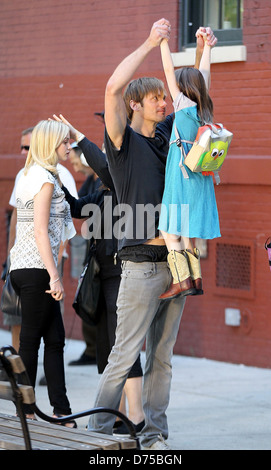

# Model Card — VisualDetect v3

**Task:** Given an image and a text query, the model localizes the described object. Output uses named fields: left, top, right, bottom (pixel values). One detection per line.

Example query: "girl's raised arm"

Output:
left=199, top=38, right=212, bottom=90
left=160, top=39, right=180, bottom=102
left=198, top=27, right=217, bottom=90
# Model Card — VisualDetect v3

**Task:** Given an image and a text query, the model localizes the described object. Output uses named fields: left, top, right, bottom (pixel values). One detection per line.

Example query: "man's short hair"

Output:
left=123, top=77, right=166, bottom=120
left=22, top=127, right=34, bottom=136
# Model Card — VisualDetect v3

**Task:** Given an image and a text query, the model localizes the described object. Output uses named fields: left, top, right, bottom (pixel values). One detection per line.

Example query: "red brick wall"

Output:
left=1, top=1, right=271, bottom=368
left=0, top=0, right=179, bottom=154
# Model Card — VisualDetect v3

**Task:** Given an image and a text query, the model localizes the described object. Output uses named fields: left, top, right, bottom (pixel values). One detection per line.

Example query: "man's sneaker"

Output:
left=113, top=419, right=145, bottom=436
left=141, top=434, right=171, bottom=450
left=112, top=420, right=122, bottom=433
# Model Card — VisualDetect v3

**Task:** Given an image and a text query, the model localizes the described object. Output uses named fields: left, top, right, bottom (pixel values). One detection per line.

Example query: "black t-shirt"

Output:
left=104, top=114, right=173, bottom=251
left=78, top=174, right=101, bottom=198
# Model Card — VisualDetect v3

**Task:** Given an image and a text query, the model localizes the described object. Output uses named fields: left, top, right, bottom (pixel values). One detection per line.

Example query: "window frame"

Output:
left=179, top=0, right=243, bottom=50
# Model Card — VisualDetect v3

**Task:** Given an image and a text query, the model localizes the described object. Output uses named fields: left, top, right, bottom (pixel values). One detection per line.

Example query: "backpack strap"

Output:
left=170, top=122, right=193, bottom=179
left=213, top=171, right=220, bottom=185
left=171, top=122, right=222, bottom=185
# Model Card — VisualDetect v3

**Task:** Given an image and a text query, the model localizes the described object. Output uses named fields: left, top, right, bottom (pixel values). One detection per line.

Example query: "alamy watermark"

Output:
left=80, top=196, right=190, bottom=241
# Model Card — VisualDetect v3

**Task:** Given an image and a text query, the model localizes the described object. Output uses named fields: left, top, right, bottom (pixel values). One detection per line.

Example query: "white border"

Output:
left=172, top=45, right=247, bottom=67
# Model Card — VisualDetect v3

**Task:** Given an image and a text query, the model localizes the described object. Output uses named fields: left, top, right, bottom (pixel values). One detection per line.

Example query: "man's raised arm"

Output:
left=105, top=18, right=171, bottom=150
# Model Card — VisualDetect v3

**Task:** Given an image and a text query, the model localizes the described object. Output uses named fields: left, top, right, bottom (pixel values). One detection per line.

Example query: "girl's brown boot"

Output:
left=159, top=250, right=196, bottom=300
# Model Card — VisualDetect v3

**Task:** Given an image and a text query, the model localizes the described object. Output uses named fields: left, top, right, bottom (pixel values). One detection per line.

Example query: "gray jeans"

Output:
left=88, top=260, right=185, bottom=446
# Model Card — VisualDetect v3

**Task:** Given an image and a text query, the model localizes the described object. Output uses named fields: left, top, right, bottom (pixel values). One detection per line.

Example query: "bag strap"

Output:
left=171, top=122, right=222, bottom=184
left=170, top=122, right=191, bottom=179
left=213, top=171, right=220, bottom=185
left=170, top=121, right=194, bottom=149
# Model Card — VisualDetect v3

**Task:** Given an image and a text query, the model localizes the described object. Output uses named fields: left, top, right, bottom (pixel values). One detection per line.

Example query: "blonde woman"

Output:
left=10, top=120, right=76, bottom=425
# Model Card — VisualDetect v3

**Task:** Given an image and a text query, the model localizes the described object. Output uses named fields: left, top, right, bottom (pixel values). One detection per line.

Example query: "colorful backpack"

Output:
left=173, top=122, right=233, bottom=185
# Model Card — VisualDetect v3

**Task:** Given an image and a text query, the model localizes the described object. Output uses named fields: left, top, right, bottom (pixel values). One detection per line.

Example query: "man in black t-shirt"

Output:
left=88, top=18, right=203, bottom=450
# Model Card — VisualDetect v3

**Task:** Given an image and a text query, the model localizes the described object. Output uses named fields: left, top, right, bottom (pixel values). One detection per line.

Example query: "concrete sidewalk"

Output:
left=0, top=327, right=270, bottom=450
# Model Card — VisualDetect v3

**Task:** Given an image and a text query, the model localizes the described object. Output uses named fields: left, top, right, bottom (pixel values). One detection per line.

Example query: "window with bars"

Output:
left=179, top=0, right=244, bottom=49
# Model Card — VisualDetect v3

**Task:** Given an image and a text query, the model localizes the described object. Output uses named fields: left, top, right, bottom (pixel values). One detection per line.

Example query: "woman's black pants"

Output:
left=10, top=268, right=71, bottom=415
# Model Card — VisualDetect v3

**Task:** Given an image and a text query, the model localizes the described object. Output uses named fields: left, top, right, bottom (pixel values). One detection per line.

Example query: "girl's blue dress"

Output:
left=158, top=92, right=221, bottom=239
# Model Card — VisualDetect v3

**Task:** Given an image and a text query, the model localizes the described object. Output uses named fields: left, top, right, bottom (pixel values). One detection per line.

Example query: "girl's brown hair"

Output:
left=175, top=67, right=213, bottom=125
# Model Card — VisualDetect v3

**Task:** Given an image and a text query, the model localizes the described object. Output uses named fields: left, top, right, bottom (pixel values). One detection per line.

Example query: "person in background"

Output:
left=9, top=120, right=76, bottom=425
left=68, top=143, right=100, bottom=366
left=69, top=142, right=100, bottom=197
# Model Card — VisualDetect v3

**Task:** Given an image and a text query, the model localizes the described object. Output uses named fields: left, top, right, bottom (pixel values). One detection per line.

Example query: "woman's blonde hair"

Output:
left=24, top=120, right=70, bottom=175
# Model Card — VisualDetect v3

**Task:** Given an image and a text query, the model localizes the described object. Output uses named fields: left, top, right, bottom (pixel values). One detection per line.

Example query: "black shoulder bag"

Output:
left=72, top=245, right=101, bottom=325
left=1, top=272, right=22, bottom=318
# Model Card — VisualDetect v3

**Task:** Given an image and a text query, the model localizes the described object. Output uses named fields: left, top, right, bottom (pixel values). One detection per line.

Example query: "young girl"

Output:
left=10, top=120, right=76, bottom=425
left=158, top=28, right=221, bottom=300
